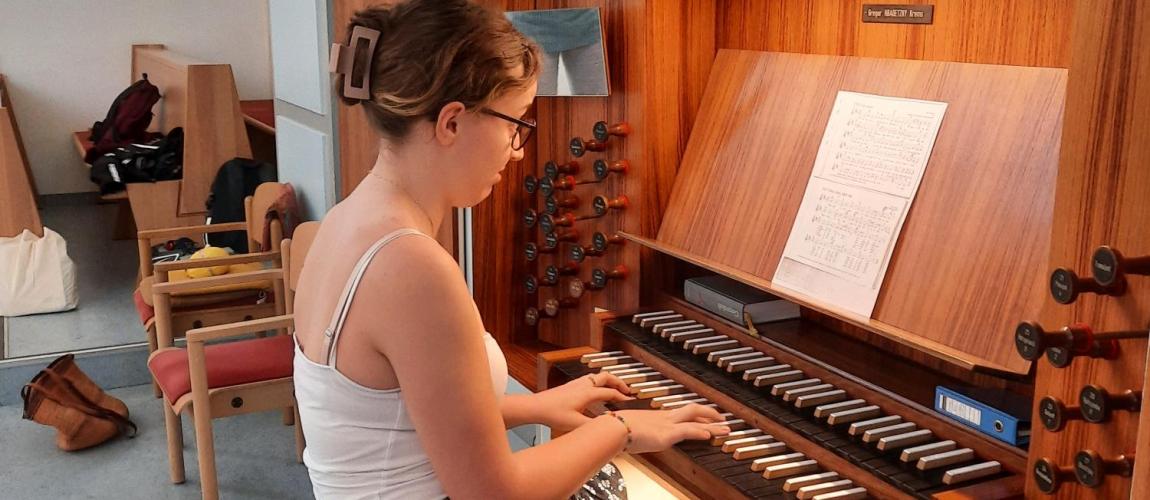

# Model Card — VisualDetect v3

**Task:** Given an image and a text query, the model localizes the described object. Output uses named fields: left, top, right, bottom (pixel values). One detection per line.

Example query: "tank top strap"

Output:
left=321, top=228, right=435, bottom=366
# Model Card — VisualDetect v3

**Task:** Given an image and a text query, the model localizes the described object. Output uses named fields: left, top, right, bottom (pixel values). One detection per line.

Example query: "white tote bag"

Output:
left=0, top=228, right=78, bottom=316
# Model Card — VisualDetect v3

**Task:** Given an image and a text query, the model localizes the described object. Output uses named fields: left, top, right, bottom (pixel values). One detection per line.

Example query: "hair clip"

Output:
left=329, top=25, right=380, bottom=101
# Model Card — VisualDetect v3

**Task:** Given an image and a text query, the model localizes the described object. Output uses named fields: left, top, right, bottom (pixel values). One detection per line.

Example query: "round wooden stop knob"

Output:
left=570, top=244, right=604, bottom=263
left=1015, top=321, right=1133, bottom=365
left=593, top=121, right=631, bottom=142
left=544, top=194, right=580, bottom=216
left=545, top=264, right=580, bottom=285
left=1050, top=267, right=1124, bottom=304
left=544, top=297, right=579, bottom=316
left=591, top=265, right=628, bottom=289
left=568, top=278, right=591, bottom=298
left=1092, top=246, right=1150, bottom=287
left=524, top=242, right=556, bottom=262
left=1074, top=450, right=1134, bottom=488
left=524, top=174, right=540, bottom=195
left=544, top=160, right=580, bottom=180
left=539, top=175, right=577, bottom=197
left=544, top=228, right=580, bottom=250
left=1079, top=385, right=1142, bottom=424
left=523, top=208, right=539, bottom=229
left=592, top=232, right=626, bottom=253
left=1033, top=457, right=1077, bottom=494
left=524, top=274, right=557, bottom=294
left=569, top=136, right=607, bottom=157
left=539, top=212, right=581, bottom=235
left=592, top=195, right=629, bottom=217
left=593, top=159, right=630, bottom=180
left=525, top=306, right=555, bottom=326
left=1038, top=396, right=1082, bottom=432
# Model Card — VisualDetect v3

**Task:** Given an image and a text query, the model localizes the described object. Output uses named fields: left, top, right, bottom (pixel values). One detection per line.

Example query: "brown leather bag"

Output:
left=22, top=355, right=137, bottom=451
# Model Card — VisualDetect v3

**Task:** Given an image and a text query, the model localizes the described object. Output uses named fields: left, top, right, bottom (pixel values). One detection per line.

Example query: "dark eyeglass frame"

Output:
left=481, top=108, right=537, bottom=151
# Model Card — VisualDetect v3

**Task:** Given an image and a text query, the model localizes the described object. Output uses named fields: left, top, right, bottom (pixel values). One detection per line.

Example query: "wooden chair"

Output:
left=148, top=221, right=319, bottom=500
left=137, top=182, right=292, bottom=396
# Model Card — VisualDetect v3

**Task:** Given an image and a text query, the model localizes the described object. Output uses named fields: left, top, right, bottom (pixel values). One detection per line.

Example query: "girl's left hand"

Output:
left=533, top=371, right=634, bottom=432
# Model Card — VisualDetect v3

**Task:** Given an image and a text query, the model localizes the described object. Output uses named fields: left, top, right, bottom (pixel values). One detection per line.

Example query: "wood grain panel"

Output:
left=131, top=45, right=250, bottom=216
left=657, top=50, right=1065, bottom=374
left=1030, top=1, right=1150, bottom=498
left=0, top=75, right=41, bottom=238
left=718, top=0, right=1073, bottom=68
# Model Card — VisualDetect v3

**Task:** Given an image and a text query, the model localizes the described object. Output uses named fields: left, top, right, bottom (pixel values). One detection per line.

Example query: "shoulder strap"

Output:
left=321, top=228, right=435, bottom=366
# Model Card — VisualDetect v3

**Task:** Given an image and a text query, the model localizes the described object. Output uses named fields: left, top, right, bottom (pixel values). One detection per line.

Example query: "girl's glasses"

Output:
left=481, top=108, right=536, bottom=151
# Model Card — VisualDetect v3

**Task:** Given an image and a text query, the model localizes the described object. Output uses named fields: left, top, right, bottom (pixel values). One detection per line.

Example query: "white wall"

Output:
left=0, top=0, right=273, bottom=195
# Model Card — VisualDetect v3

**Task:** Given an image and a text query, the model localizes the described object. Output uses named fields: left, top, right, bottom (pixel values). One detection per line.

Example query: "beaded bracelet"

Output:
left=605, top=411, right=633, bottom=452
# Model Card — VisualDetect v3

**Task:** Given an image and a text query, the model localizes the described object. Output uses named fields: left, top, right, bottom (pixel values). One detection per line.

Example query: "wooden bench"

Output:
left=0, top=73, right=42, bottom=238
left=71, top=44, right=255, bottom=244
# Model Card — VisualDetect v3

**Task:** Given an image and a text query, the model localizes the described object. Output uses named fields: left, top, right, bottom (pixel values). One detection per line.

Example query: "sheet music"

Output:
left=774, top=91, right=947, bottom=317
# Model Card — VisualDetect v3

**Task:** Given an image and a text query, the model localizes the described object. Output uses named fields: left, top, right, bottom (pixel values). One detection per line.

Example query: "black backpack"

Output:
left=85, top=75, right=162, bottom=163
left=88, top=128, right=184, bottom=195
left=205, top=158, right=278, bottom=253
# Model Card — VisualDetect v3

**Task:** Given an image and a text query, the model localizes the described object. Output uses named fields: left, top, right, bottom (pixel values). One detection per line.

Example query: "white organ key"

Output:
left=784, top=472, right=841, bottom=493
left=631, top=310, right=676, bottom=323
left=794, top=390, right=848, bottom=409
left=720, top=434, right=775, bottom=453
left=652, top=320, right=698, bottom=334
left=727, top=356, right=776, bottom=373
left=770, top=378, right=821, bottom=396
left=876, top=429, right=934, bottom=451
left=668, top=328, right=715, bottom=342
left=743, top=364, right=792, bottom=381
left=639, top=314, right=684, bottom=328
left=900, top=440, right=957, bottom=463
left=651, top=392, right=698, bottom=409
left=707, top=346, right=754, bottom=363
left=711, top=428, right=764, bottom=446
left=580, top=351, right=623, bottom=363
left=811, top=487, right=868, bottom=500
left=601, top=362, right=646, bottom=372
left=586, top=355, right=633, bottom=368
left=813, top=399, right=867, bottom=418
left=751, top=452, right=806, bottom=472
left=782, top=383, right=835, bottom=402
left=763, top=459, right=819, bottom=479
left=636, top=384, right=685, bottom=399
left=692, top=339, right=740, bottom=355
left=861, top=422, right=917, bottom=443
left=827, top=405, right=882, bottom=426
left=660, top=398, right=712, bottom=410
left=848, top=415, right=901, bottom=436
left=942, top=461, right=1002, bottom=485
left=681, top=335, right=728, bottom=350
left=796, top=479, right=854, bottom=500
left=754, top=370, right=804, bottom=387
left=917, top=448, right=975, bottom=471
left=732, top=442, right=787, bottom=460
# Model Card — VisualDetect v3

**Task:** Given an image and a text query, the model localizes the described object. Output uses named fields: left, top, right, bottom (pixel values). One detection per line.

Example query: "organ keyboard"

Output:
left=547, top=305, right=1026, bottom=499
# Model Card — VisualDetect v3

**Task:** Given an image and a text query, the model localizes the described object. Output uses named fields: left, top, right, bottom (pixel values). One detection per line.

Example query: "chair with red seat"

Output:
left=148, top=221, right=319, bottom=500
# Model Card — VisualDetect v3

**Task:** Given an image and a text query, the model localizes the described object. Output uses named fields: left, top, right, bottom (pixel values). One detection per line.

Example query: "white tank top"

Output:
left=294, top=228, right=509, bottom=499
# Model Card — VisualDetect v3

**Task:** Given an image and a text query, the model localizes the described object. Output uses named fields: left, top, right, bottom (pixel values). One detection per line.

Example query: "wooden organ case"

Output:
left=331, top=0, right=1150, bottom=498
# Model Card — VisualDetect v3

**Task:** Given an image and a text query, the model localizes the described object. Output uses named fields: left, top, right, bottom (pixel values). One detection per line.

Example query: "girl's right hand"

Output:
left=614, top=404, right=731, bottom=454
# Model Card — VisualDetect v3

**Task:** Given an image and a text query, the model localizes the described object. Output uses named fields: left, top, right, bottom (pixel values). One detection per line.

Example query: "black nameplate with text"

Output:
left=862, top=4, right=934, bottom=24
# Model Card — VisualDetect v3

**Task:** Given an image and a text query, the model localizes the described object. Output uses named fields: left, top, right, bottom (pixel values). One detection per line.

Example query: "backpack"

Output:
left=88, top=128, right=184, bottom=195
left=85, top=75, right=162, bottom=163
left=205, top=158, right=278, bottom=253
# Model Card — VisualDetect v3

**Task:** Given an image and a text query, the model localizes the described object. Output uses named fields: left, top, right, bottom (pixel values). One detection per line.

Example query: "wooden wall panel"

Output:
left=1030, top=1, right=1150, bottom=498
left=718, top=0, right=1073, bottom=68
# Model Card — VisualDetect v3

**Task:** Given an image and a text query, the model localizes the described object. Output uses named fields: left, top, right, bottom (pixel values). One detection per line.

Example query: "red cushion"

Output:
left=133, top=289, right=155, bottom=325
left=149, top=334, right=295, bottom=405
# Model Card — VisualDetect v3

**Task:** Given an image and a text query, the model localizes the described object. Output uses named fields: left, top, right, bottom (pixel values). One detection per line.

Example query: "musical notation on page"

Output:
left=775, top=91, right=947, bottom=317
